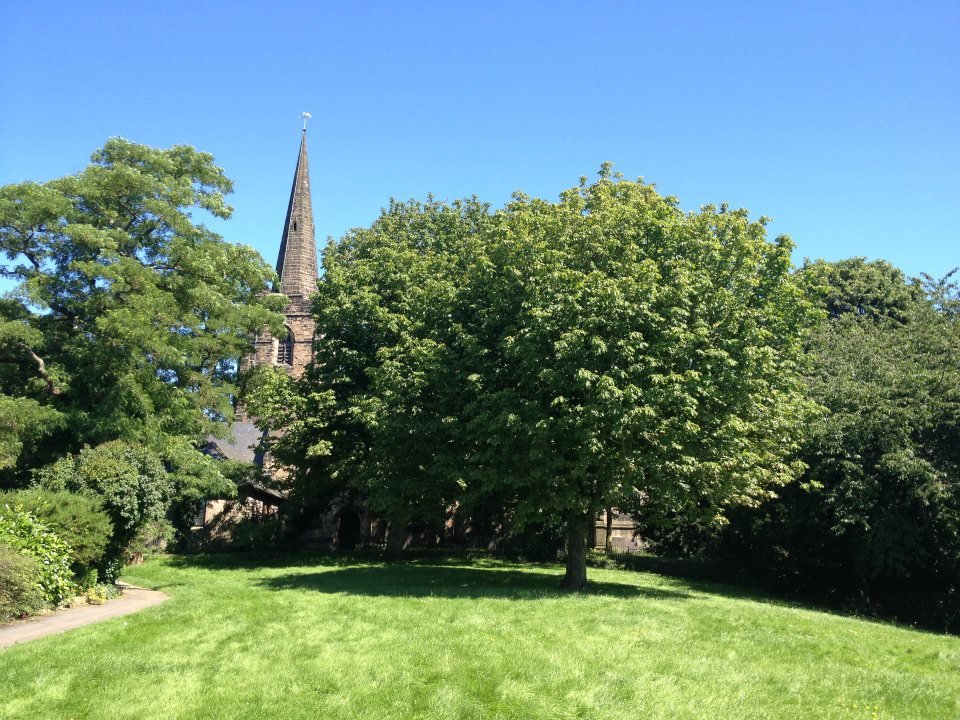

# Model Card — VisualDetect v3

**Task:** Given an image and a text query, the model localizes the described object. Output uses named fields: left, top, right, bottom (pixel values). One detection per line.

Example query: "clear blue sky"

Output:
left=1, top=1, right=957, bottom=280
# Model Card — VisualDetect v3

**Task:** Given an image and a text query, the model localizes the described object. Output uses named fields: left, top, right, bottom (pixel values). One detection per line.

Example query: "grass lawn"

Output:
left=0, top=553, right=957, bottom=719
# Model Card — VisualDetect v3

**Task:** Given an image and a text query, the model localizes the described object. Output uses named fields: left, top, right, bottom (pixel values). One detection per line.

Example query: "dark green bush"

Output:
left=126, top=519, right=175, bottom=562
left=639, top=265, right=960, bottom=633
left=0, top=490, right=112, bottom=573
left=0, top=504, right=76, bottom=605
left=36, top=440, right=171, bottom=580
left=0, top=544, right=45, bottom=621
left=229, top=517, right=282, bottom=551
left=496, top=521, right=565, bottom=562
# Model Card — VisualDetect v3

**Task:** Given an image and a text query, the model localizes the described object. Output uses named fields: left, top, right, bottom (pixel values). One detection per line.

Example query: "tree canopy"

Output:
left=250, top=168, right=818, bottom=588
left=0, top=138, right=286, bottom=503
left=799, top=256, right=925, bottom=322
left=655, top=259, right=960, bottom=631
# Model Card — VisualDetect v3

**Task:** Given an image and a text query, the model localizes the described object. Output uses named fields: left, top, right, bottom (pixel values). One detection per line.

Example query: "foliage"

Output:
left=83, top=583, right=110, bottom=605
left=163, top=438, right=238, bottom=522
left=0, top=504, right=76, bottom=604
left=658, top=260, right=960, bottom=631
left=0, top=544, right=45, bottom=621
left=784, top=270, right=959, bottom=627
left=36, top=440, right=172, bottom=580
left=0, top=137, right=286, bottom=497
left=0, top=389, right=63, bottom=473
left=802, top=296, right=959, bottom=575
left=227, top=516, right=283, bottom=552
left=493, top=521, right=566, bottom=562
left=126, top=519, right=176, bottom=562
left=0, top=488, right=113, bottom=571
left=250, top=169, right=817, bottom=586
left=800, top=256, right=926, bottom=322
left=163, top=444, right=239, bottom=542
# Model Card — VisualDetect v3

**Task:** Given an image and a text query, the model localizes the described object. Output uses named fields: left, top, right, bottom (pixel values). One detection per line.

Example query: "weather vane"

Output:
left=300, top=111, right=312, bottom=130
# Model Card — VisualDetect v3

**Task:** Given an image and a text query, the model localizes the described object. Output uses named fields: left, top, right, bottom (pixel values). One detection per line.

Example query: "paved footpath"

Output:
left=0, top=585, right=169, bottom=650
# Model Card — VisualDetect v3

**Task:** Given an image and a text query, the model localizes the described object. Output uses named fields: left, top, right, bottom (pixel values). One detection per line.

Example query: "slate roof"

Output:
left=239, top=482, right=287, bottom=505
left=203, top=422, right=267, bottom=465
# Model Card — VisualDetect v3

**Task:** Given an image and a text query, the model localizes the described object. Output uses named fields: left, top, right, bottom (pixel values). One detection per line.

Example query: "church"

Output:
left=200, top=127, right=640, bottom=554
left=199, top=127, right=367, bottom=550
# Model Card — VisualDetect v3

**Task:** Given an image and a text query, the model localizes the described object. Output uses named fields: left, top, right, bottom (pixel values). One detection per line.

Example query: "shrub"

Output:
left=36, top=440, right=171, bottom=580
left=0, top=489, right=112, bottom=573
left=0, top=545, right=45, bottom=621
left=126, top=519, right=175, bottom=563
left=495, top=521, right=565, bottom=562
left=84, top=584, right=109, bottom=605
left=0, top=504, right=76, bottom=605
left=229, top=517, right=282, bottom=552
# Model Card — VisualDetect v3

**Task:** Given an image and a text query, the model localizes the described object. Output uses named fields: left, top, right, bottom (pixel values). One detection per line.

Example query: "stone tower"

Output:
left=247, top=128, right=318, bottom=378
left=201, top=128, right=319, bottom=527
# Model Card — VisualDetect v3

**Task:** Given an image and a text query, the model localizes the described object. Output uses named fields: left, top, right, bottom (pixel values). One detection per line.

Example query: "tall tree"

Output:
left=0, top=138, right=286, bottom=501
left=737, top=263, right=958, bottom=628
left=799, top=257, right=925, bottom=322
left=662, top=261, right=960, bottom=630
left=253, top=169, right=816, bottom=587
left=455, top=172, right=816, bottom=587
left=246, top=198, right=488, bottom=555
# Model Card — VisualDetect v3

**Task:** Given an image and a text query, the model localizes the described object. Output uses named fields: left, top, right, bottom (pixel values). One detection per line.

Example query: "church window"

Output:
left=192, top=499, right=207, bottom=528
left=277, top=329, right=294, bottom=366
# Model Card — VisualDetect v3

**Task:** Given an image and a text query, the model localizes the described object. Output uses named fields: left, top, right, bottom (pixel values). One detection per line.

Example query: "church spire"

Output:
left=275, top=128, right=318, bottom=299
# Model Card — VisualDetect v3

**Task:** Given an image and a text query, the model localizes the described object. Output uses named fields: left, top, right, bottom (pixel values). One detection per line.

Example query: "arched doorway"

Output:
left=337, top=509, right=362, bottom=550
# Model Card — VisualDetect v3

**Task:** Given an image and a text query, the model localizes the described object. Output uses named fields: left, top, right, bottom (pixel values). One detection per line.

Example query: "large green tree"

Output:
left=0, top=138, right=285, bottom=502
left=252, top=169, right=816, bottom=587
left=802, top=256, right=926, bottom=322
left=457, top=174, right=816, bottom=587
left=246, top=197, right=486, bottom=554
left=719, top=261, right=959, bottom=629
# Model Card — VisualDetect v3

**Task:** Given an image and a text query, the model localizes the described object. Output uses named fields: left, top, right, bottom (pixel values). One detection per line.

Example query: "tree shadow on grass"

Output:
left=255, top=563, right=693, bottom=601
left=165, top=550, right=378, bottom=572
left=160, top=551, right=783, bottom=606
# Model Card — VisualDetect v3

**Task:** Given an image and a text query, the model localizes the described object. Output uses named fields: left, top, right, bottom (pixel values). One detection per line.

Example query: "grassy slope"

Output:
left=0, top=553, right=956, bottom=720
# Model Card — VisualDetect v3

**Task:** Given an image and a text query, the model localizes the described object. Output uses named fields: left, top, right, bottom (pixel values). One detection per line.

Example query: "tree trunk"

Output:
left=384, top=517, right=407, bottom=561
left=604, top=507, right=614, bottom=553
left=561, top=512, right=590, bottom=591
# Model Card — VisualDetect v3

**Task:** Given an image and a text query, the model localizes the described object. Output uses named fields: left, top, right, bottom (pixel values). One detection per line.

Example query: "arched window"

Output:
left=276, top=329, right=294, bottom=366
